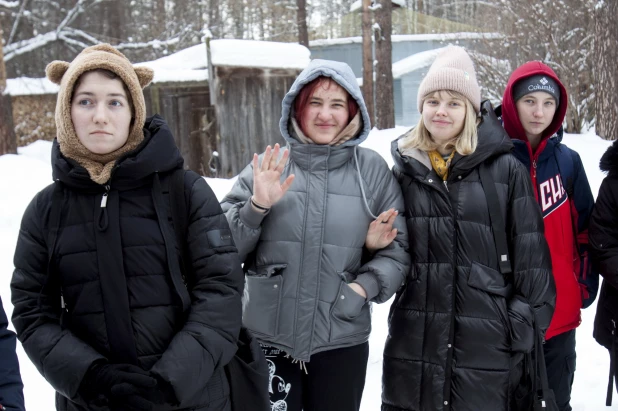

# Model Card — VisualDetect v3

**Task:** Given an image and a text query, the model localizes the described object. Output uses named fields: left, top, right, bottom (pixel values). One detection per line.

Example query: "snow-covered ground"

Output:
left=1, top=128, right=615, bottom=410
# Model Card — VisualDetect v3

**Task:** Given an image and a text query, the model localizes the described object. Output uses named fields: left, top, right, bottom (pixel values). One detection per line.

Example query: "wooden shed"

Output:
left=136, top=45, right=215, bottom=176
left=207, top=39, right=310, bottom=178
left=5, top=77, right=59, bottom=146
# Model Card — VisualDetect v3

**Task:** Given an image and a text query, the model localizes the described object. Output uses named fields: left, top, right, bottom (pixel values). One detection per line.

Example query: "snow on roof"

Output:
left=350, top=0, right=405, bottom=13
left=392, top=47, right=444, bottom=79
left=4, top=77, right=59, bottom=96
left=149, top=69, right=209, bottom=84
left=210, top=39, right=310, bottom=69
left=135, top=43, right=209, bottom=84
left=137, top=44, right=207, bottom=71
left=135, top=39, right=310, bottom=82
left=310, top=32, right=498, bottom=47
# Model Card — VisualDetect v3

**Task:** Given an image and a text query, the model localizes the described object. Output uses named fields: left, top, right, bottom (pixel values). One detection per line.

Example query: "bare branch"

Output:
left=7, top=0, right=30, bottom=46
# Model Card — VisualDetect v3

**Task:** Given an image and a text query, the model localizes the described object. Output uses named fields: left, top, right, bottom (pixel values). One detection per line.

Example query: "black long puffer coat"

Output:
left=11, top=115, right=244, bottom=411
left=382, top=102, right=556, bottom=411
left=590, top=140, right=618, bottom=384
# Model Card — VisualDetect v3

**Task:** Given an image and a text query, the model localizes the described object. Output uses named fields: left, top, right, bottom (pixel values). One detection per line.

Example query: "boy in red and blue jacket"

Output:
left=498, top=61, right=598, bottom=411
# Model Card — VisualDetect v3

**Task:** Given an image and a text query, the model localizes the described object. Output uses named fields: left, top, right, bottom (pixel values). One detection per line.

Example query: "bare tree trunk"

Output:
left=374, top=0, right=395, bottom=129
left=361, top=0, right=374, bottom=126
left=297, top=0, right=309, bottom=47
left=594, top=0, right=617, bottom=140
left=0, top=23, right=17, bottom=155
left=208, top=0, right=221, bottom=38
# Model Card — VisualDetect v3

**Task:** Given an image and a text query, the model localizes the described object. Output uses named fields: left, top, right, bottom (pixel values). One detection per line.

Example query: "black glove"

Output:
left=81, top=363, right=159, bottom=410
left=109, top=381, right=161, bottom=411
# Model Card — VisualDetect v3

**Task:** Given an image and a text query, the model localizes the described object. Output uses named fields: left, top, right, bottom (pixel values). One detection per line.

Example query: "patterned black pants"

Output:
left=261, top=342, right=369, bottom=411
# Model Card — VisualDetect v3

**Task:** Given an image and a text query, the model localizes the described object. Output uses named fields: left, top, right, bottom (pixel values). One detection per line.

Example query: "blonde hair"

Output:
left=400, top=90, right=479, bottom=155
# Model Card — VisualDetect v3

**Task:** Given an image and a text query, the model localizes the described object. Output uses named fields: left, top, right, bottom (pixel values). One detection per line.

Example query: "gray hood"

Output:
left=279, top=59, right=371, bottom=146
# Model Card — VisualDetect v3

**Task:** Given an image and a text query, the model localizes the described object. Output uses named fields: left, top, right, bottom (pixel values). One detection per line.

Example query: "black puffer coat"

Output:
left=590, top=140, right=618, bottom=361
left=382, top=102, right=556, bottom=411
left=11, top=116, right=244, bottom=410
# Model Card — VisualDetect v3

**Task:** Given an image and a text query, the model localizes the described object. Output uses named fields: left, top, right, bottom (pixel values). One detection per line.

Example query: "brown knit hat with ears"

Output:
left=417, top=45, right=481, bottom=114
left=46, top=43, right=154, bottom=184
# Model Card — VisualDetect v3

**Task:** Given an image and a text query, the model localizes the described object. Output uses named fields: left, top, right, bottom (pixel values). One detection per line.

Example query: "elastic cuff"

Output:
left=239, top=200, right=269, bottom=229
left=354, top=273, right=380, bottom=301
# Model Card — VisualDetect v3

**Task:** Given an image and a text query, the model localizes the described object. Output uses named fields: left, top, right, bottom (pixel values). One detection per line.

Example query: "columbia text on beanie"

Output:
left=512, top=74, right=561, bottom=104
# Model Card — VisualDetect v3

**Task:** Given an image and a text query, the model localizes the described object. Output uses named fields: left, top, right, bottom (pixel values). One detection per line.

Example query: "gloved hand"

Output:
left=81, top=363, right=163, bottom=410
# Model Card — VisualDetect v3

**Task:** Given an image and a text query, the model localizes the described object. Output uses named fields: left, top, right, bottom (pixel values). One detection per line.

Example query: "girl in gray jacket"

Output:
left=220, top=59, right=410, bottom=411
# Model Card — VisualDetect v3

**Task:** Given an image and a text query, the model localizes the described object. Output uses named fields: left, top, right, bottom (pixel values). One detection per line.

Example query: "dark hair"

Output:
left=293, top=77, right=359, bottom=127
left=72, top=69, right=134, bottom=115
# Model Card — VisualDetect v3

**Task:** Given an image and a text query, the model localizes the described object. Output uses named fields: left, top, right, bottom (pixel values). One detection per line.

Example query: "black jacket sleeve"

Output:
left=151, top=177, right=244, bottom=406
left=590, top=175, right=618, bottom=288
left=0, top=295, right=24, bottom=411
left=10, top=191, right=106, bottom=401
left=507, top=161, right=556, bottom=333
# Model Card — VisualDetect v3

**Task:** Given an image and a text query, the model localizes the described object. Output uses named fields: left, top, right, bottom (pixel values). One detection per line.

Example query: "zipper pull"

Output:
left=443, top=180, right=449, bottom=192
left=532, top=160, right=537, bottom=178
left=101, top=185, right=110, bottom=208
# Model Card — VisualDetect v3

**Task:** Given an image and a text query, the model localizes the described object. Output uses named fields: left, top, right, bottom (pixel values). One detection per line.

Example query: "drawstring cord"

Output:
left=353, top=146, right=378, bottom=220
left=285, top=354, right=308, bottom=374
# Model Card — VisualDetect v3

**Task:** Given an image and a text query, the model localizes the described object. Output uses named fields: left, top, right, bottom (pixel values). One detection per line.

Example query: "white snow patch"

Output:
left=4, top=77, right=59, bottom=96
left=210, top=39, right=310, bottom=69
left=350, top=0, right=405, bottom=12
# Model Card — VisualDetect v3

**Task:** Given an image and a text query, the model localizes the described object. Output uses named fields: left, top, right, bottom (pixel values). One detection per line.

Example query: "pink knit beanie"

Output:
left=417, top=45, right=481, bottom=114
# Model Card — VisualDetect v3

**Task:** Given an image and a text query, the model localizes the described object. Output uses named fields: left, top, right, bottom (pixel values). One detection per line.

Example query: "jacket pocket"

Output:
left=468, top=262, right=512, bottom=343
left=329, top=280, right=370, bottom=342
left=243, top=265, right=286, bottom=337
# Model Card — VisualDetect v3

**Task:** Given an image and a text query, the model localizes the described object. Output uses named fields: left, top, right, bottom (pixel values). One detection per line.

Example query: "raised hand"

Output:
left=365, top=208, right=399, bottom=252
left=252, top=143, right=295, bottom=208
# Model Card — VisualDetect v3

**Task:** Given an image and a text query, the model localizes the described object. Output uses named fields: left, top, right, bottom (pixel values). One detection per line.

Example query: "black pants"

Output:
left=544, top=329, right=576, bottom=411
left=262, top=342, right=369, bottom=411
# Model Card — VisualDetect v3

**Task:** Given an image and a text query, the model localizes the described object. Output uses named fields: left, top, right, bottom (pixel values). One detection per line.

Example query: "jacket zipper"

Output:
left=101, top=184, right=111, bottom=207
left=423, top=172, right=456, bottom=409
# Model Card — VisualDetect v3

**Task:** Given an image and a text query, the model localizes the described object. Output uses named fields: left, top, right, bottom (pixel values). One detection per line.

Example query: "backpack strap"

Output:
left=479, top=161, right=512, bottom=275
left=45, top=182, right=63, bottom=305
left=168, top=169, right=202, bottom=288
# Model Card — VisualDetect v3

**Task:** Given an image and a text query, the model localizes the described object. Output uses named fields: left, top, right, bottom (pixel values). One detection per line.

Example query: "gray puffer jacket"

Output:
left=220, top=59, right=410, bottom=361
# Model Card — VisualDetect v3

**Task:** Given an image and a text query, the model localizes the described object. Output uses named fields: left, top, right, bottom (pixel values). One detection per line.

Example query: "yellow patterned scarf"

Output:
left=428, top=150, right=455, bottom=180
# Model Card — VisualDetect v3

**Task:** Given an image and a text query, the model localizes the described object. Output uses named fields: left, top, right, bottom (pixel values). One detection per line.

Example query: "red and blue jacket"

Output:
left=499, top=61, right=598, bottom=340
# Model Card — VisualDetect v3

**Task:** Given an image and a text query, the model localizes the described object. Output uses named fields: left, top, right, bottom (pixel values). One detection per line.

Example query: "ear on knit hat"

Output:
left=45, top=61, right=70, bottom=85
left=417, top=45, right=481, bottom=114
left=134, top=66, right=154, bottom=88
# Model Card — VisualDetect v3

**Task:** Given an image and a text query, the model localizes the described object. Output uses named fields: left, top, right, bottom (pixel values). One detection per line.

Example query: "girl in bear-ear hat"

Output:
left=11, top=44, right=245, bottom=411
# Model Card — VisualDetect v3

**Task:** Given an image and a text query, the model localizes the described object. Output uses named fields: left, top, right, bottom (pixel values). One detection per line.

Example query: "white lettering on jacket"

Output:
left=540, top=175, right=566, bottom=212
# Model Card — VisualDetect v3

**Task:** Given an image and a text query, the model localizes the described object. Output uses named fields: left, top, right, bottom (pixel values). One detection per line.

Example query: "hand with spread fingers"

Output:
left=252, top=143, right=295, bottom=210
left=365, top=208, right=399, bottom=253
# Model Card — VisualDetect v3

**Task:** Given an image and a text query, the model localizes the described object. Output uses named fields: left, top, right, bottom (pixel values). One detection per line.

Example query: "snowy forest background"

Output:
left=0, top=0, right=616, bottom=143
left=0, top=1, right=618, bottom=409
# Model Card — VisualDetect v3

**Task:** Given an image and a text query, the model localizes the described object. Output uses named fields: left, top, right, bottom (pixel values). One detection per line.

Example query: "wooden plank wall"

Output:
left=145, top=84, right=217, bottom=176
left=215, top=67, right=300, bottom=178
